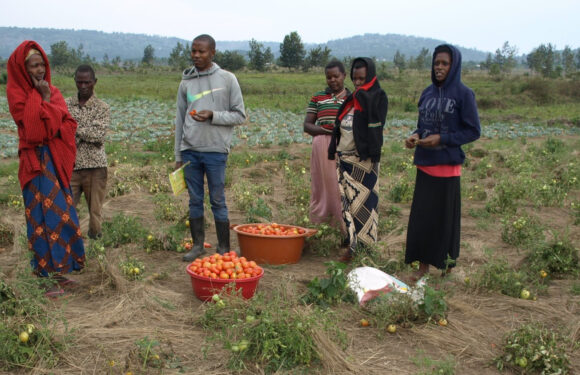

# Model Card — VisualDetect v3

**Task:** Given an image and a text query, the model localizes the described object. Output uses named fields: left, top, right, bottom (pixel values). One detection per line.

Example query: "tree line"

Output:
left=1, top=32, right=578, bottom=81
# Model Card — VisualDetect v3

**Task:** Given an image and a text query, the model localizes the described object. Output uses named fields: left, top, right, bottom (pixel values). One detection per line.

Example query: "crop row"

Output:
left=0, top=96, right=578, bottom=158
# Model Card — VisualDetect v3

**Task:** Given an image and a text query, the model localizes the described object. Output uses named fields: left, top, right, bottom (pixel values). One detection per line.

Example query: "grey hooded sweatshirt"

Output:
left=174, top=63, right=246, bottom=161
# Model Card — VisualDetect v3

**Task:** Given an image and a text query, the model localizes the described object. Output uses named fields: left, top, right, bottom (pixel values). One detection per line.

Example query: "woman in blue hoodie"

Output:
left=404, top=44, right=480, bottom=280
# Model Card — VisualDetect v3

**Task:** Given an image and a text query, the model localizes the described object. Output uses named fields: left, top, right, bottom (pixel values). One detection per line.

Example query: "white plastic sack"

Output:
left=347, top=266, right=425, bottom=305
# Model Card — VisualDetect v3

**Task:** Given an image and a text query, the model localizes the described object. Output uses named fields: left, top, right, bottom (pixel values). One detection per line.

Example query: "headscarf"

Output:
left=330, top=57, right=388, bottom=162
left=7, top=40, right=78, bottom=189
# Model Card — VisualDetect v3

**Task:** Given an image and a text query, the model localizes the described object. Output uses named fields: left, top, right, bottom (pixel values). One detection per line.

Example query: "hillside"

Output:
left=0, top=27, right=488, bottom=62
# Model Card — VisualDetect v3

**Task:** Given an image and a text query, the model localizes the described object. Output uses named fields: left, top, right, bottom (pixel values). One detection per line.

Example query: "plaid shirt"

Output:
left=66, top=94, right=110, bottom=169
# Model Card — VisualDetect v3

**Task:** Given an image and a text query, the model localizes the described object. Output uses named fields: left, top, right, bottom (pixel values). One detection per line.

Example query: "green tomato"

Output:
left=520, top=289, right=530, bottom=300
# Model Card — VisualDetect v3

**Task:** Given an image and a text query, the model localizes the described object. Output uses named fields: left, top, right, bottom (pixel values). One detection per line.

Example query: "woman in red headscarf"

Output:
left=7, top=41, right=85, bottom=296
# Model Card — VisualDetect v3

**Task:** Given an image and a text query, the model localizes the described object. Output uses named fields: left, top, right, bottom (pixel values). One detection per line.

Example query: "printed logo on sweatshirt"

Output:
left=187, top=88, right=224, bottom=103
left=419, top=97, right=456, bottom=125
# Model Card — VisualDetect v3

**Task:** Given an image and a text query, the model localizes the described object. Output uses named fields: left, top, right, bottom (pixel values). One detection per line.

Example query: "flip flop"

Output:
left=58, top=278, right=79, bottom=288
left=45, top=286, right=66, bottom=298
left=53, top=275, right=79, bottom=289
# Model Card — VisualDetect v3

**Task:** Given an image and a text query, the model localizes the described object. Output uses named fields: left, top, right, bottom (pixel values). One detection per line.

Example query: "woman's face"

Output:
left=433, top=52, right=451, bottom=84
left=325, top=66, right=346, bottom=93
left=352, top=67, right=367, bottom=89
left=25, top=54, right=46, bottom=82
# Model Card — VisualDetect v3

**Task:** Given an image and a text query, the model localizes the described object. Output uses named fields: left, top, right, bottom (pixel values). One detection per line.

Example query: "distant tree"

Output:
left=303, top=46, right=332, bottom=71
left=561, top=46, right=576, bottom=76
left=342, top=56, right=354, bottom=69
left=497, top=41, right=517, bottom=74
left=49, top=41, right=92, bottom=68
left=50, top=41, right=74, bottom=67
left=248, top=39, right=268, bottom=71
left=111, top=56, right=122, bottom=67
left=263, top=47, right=274, bottom=66
left=214, top=50, right=246, bottom=72
left=576, top=49, right=580, bottom=69
left=279, top=31, right=305, bottom=70
left=168, top=42, right=191, bottom=70
left=123, top=60, right=136, bottom=71
left=393, top=50, right=406, bottom=71
left=409, top=47, right=430, bottom=70
left=142, top=44, right=155, bottom=65
left=527, top=43, right=557, bottom=78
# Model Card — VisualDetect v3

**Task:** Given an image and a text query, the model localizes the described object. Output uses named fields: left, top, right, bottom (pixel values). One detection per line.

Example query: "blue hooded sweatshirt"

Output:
left=412, top=44, right=480, bottom=166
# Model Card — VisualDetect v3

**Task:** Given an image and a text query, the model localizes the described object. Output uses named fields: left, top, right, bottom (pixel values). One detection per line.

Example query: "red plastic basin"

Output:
left=186, top=265, right=263, bottom=301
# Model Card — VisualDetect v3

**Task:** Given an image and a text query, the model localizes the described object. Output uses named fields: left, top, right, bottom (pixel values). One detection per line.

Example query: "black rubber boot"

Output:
left=182, top=217, right=205, bottom=262
left=215, top=220, right=230, bottom=255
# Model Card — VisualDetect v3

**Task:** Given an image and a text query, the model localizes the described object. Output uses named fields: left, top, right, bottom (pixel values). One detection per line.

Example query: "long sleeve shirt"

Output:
left=66, top=94, right=110, bottom=169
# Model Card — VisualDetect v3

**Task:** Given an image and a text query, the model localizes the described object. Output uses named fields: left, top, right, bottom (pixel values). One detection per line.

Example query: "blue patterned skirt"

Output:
left=22, top=146, right=85, bottom=277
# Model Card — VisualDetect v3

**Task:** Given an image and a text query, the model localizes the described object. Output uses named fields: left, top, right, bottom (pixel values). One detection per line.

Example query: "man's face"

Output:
left=74, top=71, right=96, bottom=100
left=25, top=54, right=46, bottom=82
left=191, top=40, right=215, bottom=71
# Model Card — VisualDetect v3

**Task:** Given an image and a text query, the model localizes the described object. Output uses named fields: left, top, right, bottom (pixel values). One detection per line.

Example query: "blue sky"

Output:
left=1, top=0, right=578, bottom=54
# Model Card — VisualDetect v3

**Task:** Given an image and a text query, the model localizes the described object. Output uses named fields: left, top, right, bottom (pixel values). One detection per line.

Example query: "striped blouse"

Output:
left=307, top=88, right=349, bottom=131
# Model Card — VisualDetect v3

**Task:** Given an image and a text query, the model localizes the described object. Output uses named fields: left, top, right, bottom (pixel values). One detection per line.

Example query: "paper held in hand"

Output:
left=169, top=162, right=190, bottom=196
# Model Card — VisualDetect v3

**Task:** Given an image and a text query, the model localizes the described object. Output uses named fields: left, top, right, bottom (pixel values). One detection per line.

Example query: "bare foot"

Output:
left=441, top=268, right=452, bottom=278
left=410, top=263, right=429, bottom=282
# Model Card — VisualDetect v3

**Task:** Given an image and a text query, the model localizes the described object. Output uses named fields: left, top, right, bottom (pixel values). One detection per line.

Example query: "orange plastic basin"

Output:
left=232, top=223, right=316, bottom=265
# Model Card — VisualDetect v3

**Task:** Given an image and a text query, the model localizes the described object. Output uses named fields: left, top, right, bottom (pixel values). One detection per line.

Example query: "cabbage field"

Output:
left=1, top=93, right=578, bottom=159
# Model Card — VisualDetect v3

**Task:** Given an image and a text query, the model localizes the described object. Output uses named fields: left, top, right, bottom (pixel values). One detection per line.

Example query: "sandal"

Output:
left=45, top=286, right=66, bottom=298
left=54, top=275, right=79, bottom=289
left=59, top=278, right=79, bottom=288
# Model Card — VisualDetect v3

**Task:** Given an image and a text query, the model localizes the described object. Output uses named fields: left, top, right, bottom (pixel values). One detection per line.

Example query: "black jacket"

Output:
left=328, top=57, right=388, bottom=163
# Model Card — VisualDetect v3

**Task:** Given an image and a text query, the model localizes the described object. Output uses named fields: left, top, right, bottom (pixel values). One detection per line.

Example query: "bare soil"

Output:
left=0, top=140, right=578, bottom=375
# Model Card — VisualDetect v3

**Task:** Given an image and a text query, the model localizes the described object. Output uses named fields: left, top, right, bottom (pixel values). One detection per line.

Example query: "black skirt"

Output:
left=405, top=169, right=461, bottom=270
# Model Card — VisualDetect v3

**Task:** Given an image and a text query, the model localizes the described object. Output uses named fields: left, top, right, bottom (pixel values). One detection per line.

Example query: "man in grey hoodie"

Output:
left=174, top=34, right=246, bottom=261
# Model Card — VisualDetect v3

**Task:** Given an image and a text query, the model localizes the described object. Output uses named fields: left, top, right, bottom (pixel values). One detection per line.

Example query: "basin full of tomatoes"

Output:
left=236, top=223, right=307, bottom=236
left=187, top=251, right=263, bottom=280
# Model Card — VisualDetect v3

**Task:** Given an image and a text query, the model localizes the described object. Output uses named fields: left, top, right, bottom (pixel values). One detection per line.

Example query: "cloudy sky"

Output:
left=1, top=0, right=578, bottom=54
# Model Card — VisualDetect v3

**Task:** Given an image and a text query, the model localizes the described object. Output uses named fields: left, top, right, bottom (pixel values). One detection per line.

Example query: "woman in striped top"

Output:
left=303, top=60, right=349, bottom=235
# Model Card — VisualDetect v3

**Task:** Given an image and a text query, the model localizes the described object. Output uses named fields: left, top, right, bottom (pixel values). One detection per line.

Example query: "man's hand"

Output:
left=192, top=110, right=213, bottom=122
left=175, top=161, right=183, bottom=170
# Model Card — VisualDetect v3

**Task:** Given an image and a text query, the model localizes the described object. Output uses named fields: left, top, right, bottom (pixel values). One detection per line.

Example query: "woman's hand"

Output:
left=31, top=76, right=51, bottom=102
left=417, top=134, right=441, bottom=148
left=303, top=113, right=331, bottom=136
left=405, top=133, right=420, bottom=149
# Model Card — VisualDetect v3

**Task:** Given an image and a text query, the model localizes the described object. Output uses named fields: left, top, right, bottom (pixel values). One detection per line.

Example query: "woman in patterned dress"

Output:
left=7, top=41, right=85, bottom=296
left=328, top=57, right=388, bottom=262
